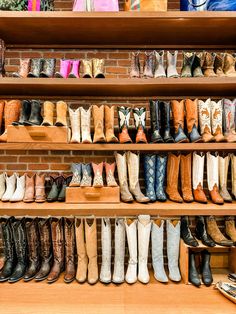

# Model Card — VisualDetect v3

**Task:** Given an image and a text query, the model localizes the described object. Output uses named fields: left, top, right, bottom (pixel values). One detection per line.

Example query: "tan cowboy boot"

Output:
left=206, top=216, right=233, bottom=246
left=93, top=58, right=105, bottom=78
left=171, top=100, right=188, bottom=143
left=180, top=153, right=194, bottom=203
left=42, top=101, right=54, bottom=126
left=223, top=53, right=236, bottom=77
left=12, top=58, right=31, bottom=78
left=55, top=101, right=68, bottom=126
left=166, top=153, right=183, bottom=203
left=35, top=173, right=46, bottom=203
left=207, top=152, right=224, bottom=204
left=198, top=98, right=214, bottom=143
left=211, top=100, right=225, bottom=142
left=0, top=100, right=21, bottom=142
left=219, top=155, right=232, bottom=202
left=85, top=218, right=98, bottom=285
left=75, top=218, right=88, bottom=283
left=92, top=105, right=106, bottom=143
left=23, top=174, right=35, bottom=203
left=202, top=52, right=217, bottom=77
left=214, top=53, right=225, bottom=77
left=104, top=105, right=118, bottom=143
left=225, top=217, right=236, bottom=245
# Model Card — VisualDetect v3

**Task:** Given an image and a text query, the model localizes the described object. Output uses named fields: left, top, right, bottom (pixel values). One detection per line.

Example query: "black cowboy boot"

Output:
left=47, top=176, right=63, bottom=202
left=24, top=100, right=43, bottom=126
left=28, top=58, right=44, bottom=78
left=181, top=216, right=199, bottom=247
left=189, top=251, right=201, bottom=287
left=192, top=52, right=204, bottom=77
left=181, top=52, right=195, bottom=78
left=12, top=100, right=32, bottom=126
left=201, top=250, right=213, bottom=287
left=149, top=100, right=164, bottom=143
left=195, top=216, right=216, bottom=247
left=160, top=101, right=174, bottom=143
left=40, top=59, right=56, bottom=78
left=58, top=175, right=72, bottom=202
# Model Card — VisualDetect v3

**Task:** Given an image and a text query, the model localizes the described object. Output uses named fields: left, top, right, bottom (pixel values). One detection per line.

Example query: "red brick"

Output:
left=7, top=164, right=27, bottom=170
left=106, top=67, right=127, bottom=74
left=41, top=157, right=62, bottom=163
left=64, top=157, right=84, bottom=163
left=0, top=156, right=17, bottom=163
left=6, top=150, right=27, bottom=155
left=28, top=164, right=49, bottom=170
left=50, top=164, right=71, bottom=171
left=19, top=156, right=40, bottom=163
left=108, top=53, right=129, bottom=59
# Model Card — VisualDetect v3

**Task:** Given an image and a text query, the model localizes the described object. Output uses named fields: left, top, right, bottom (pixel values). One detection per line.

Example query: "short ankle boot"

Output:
left=202, top=52, right=217, bottom=77
left=149, top=100, right=164, bottom=143
left=225, top=216, right=236, bottom=246
left=92, top=105, right=106, bottom=143
left=100, top=218, right=112, bottom=284
left=192, top=52, right=204, bottom=77
left=167, top=51, right=179, bottom=78
left=166, top=153, right=183, bottom=203
left=1, top=173, right=16, bottom=202
left=81, top=107, right=92, bottom=143
left=12, top=100, right=31, bottom=126
left=47, top=176, right=61, bottom=202
left=192, top=152, right=207, bottom=204
left=82, top=59, right=93, bottom=78
left=207, top=152, right=224, bottom=204
left=69, top=107, right=81, bottom=143
left=75, top=218, right=88, bottom=283
left=201, top=250, right=213, bottom=287
left=133, top=107, right=147, bottom=143
left=219, top=155, right=232, bottom=202
left=125, top=219, right=138, bottom=284
left=185, top=99, right=201, bottom=143
left=23, top=174, right=35, bottom=203
left=167, top=220, right=181, bottom=282
left=223, top=99, right=236, bottom=142
left=171, top=100, right=189, bottom=143
left=180, top=153, right=194, bottom=202
left=144, top=154, right=156, bottom=202
left=181, top=52, right=195, bottom=78
left=160, top=101, right=174, bottom=143
left=13, top=58, right=31, bottom=78
left=42, top=101, right=54, bottom=126
left=105, top=162, right=118, bottom=187
left=113, top=218, right=126, bottom=284
left=181, top=216, right=198, bottom=247
left=93, top=58, right=105, bottom=78
left=0, top=100, right=21, bottom=142
left=214, top=53, right=225, bottom=77
left=195, top=216, right=215, bottom=247
left=55, top=59, right=71, bottom=78
left=198, top=99, right=214, bottom=143
left=207, top=216, right=233, bottom=247
left=138, top=215, right=151, bottom=284
left=0, top=39, right=5, bottom=78
left=10, top=173, right=25, bottom=202
left=143, top=51, right=154, bottom=78
left=58, top=175, right=72, bottom=202
left=92, top=162, right=104, bottom=188
left=155, top=155, right=167, bottom=201
left=35, top=173, right=46, bottom=203
left=80, top=163, right=92, bottom=187
left=130, top=51, right=141, bottom=78
left=223, top=53, right=236, bottom=77
left=27, top=58, right=44, bottom=78
left=24, top=100, right=43, bottom=126
left=40, top=58, right=56, bottom=78
left=85, top=218, right=98, bottom=285
left=70, top=163, right=82, bottom=187
left=154, top=50, right=166, bottom=78
left=68, top=60, right=80, bottom=78
left=189, top=251, right=201, bottom=287
left=211, top=100, right=225, bottom=142
left=117, top=106, right=132, bottom=143
left=64, top=218, right=76, bottom=283
left=55, top=101, right=68, bottom=127
left=104, top=105, right=118, bottom=143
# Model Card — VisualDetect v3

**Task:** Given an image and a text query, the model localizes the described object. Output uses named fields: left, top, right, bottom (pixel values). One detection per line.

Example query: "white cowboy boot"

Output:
left=69, top=107, right=81, bottom=143
left=80, top=107, right=92, bottom=144
left=100, top=218, right=111, bottom=283
left=10, top=174, right=25, bottom=202
left=211, top=100, right=225, bottom=142
left=125, top=218, right=137, bottom=284
left=115, top=152, right=133, bottom=202
left=207, top=152, right=224, bottom=204
left=0, top=173, right=6, bottom=199
left=167, top=51, right=179, bottom=78
left=198, top=98, right=214, bottom=142
left=112, top=218, right=125, bottom=284
left=231, top=154, right=236, bottom=199
left=2, top=173, right=16, bottom=202
left=192, top=152, right=207, bottom=203
left=138, top=215, right=151, bottom=284
left=152, top=219, right=168, bottom=283
left=167, top=220, right=181, bottom=282
left=219, top=155, right=232, bottom=202
left=154, top=50, right=166, bottom=78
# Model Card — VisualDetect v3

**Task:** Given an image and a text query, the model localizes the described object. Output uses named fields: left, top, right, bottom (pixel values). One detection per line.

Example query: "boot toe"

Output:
left=190, top=277, right=201, bottom=287
left=218, top=240, right=233, bottom=247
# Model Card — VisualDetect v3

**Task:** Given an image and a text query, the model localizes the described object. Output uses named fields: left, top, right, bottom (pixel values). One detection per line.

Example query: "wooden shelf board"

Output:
left=1, top=11, right=236, bottom=48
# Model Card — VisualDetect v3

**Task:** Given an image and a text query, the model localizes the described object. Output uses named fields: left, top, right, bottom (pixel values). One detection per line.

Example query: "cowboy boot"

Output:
left=223, top=99, right=236, bottom=142
left=198, top=99, right=214, bottom=143
left=10, top=174, right=25, bottom=202
left=47, top=218, right=65, bottom=283
left=167, top=51, right=179, bottom=78
left=104, top=105, right=118, bottom=143
left=93, top=58, right=105, bottom=78
left=55, top=101, right=68, bottom=126
left=185, top=99, right=201, bottom=143
left=55, top=59, right=71, bottom=78
left=35, top=218, right=52, bottom=281
left=40, top=58, right=56, bottom=78
left=211, top=100, right=225, bottom=142
left=27, top=58, right=44, bottom=78
left=219, top=155, right=232, bottom=202
left=154, top=50, right=166, bottom=78
left=206, top=216, right=233, bottom=247
left=35, top=173, right=46, bottom=203
left=12, top=58, right=31, bottom=78
left=0, top=100, right=5, bottom=131
left=160, top=101, right=174, bottom=143
left=207, top=152, right=224, bottom=204
left=80, top=163, right=92, bottom=187
left=225, top=216, right=236, bottom=246
left=189, top=251, right=201, bottom=287
left=117, top=106, right=132, bottom=143
left=82, top=59, right=93, bottom=78
left=125, top=219, right=137, bottom=284
left=23, top=174, right=35, bottom=203
left=69, top=163, right=82, bottom=187
left=115, top=152, right=133, bottom=202
left=195, top=216, right=215, bottom=247
left=133, top=107, right=148, bottom=143
left=192, top=152, right=207, bottom=203
left=152, top=219, right=168, bottom=283
left=167, top=220, right=181, bottom=282
left=69, top=107, right=81, bottom=143
left=231, top=154, right=236, bottom=199
left=149, top=100, right=164, bottom=143
left=223, top=53, right=236, bottom=77
left=202, top=52, right=217, bottom=77
left=1, top=173, right=16, bottom=202
left=201, top=250, right=213, bottom=287
left=155, top=155, right=167, bottom=201
left=81, top=107, right=92, bottom=143
left=171, top=100, right=189, bottom=143
left=24, top=100, right=43, bottom=126
left=180, top=153, right=194, bottom=202
left=214, top=53, right=225, bottom=77
left=127, top=151, right=149, bottom=203
left=12, top=100, right=31, bottom=126
left=0, top=173, right=5, bottom=200
left=68, top=60, right=81, bottom=78
left=144, top=154, right=156, bottom=202
left=0, top=100, right=21, bottom=142
left=92, top=162, right=104, bottom=187
left=75, top=218, right=88, bottom=283
left=143, top=51, right=154, bottom=78
left=47, top=176, right=61, bottom=202
left=192, top=52, right=204, bottom=77
left=138, top=215, right=151, bottom=284
left=0, top=39, right=5, bottom=77
left=42, top=101, right=54, bottom=126
left=113, top=218, right=126, bottom=284
left=166, top=153, right=183, bottom=203
left=181, top=52, right=195, bottom=78
left=181, top=216, right=198, bottom=247
left=100, top=218, right=112, bottom=283
left=85, top=218, right=98, bottom=285
left=130, top=51, right=141, bottom=78
left=105, top=162, right=118, bottom=187
left=0, top=218, right=6, bottom=271
left=92, top=105, right=106, bottom=143
left=64, top=218, right=76, bottom=283
left=24, top=218, right=40, bottom=281
left=58, top=175, right=72, bottom=202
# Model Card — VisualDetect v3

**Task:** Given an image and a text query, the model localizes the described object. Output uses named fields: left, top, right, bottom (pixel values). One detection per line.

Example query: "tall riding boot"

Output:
left=171, top=100, right=189, bottom=143
left=55, top=101, right=68, bottom=126
left=180, top=153, right=194, bottom=202
left=1, top=173, right=16, bottom=202
left=92, top=58, right=105, bottom=78
left=10, top=173, right=25, bottom=202
left=35, top=218, right=52, bottom=281
left=223, top=53, right=236, bottom=77
left=80, top=163, right=92, bottom=187
left=47, top=218, right=65, bottom=283
left=143, top=51, right=154, bottom=78
left=154, top=50, right=166, bottom=78
left=105, top=162, right=117, bottom=187
left=192, top=52, right=204, bottom=77
left=24, top=100, right=43, bottom=126
left=223, top=99, right=236, bottom=142
left=167, top=220, right=181, bottom=282
left=125, top=218, right=138, bottom=284
left=201, top=250, right=213, bottom=286
left=225, top=216, right=236, bottom=246
left=127, top=151, right=149, bottom=203
left=192, top=152, right=207, bottom=203
left=115, top=152, right=133, bottom=202
left=219, top=155, right=232, bottom=202
left=167, top=51, right=179, bottom=78
left=117, top=106, right=132, bottom=143
left=92, top=162, right=104, bottom=187
left=27, top=58, right=44, bottom=78
left=92, top=105, right=106, bottom=143
left=181, top=52, right=195, bottom=77
left=185, top=99, right=201, bottom=142
left=81, top=107, right=92, bottom=143
left=198, top=99, right=214, bottom=143
left=40, top=58, right=56, bottom=78
left=68, top=60, right=80, bottom=78
left=100, top=218, right=111, bottom=283
left=181, top=216, right=198, bottom=247
left=138, top=215, right=151, bottom=284
left=155, top=155, right=167, bottom=201
left=64, top=218, right=76, bottom=283
left=144, top=154, right=156, bottom=202
left=207, top=216, right=233, bottom=247
left=231, top=154, right=236, bottom=199
left=42, top=101, right=54, bottom=126
left=104, top=105, right=118, bottom=143
left=35, top=173, right=46, bottom=203
left=133, top=107, right=147, bottom=143
left=207, top=152, right=224, bottom=204
left=149, top=100, right=164, bottom=143
left=152, top=219, right=168, bottom=283
left=214, top=53, right=225, bottom=77
left=0, top=218, right=6, bottom=270
left=0, top=39, right=5, bottom=77
left=195, top=216, right=215, bottom=247
left=189, top=251, right=201, bottom=287
left=9, top=218, right=27, bottom=283
left=113, top=218, right=125, bottom=284
left=130, top=51, right=141, bottom=78
left=12, top=58, right=31, bottom=78
left=23, top=174, right=35, bottom=203
left=202, top=52, right=217, bottom=77
left=55, top=59, right=71, bottom=78
left=0, top=100, right=21, bottom=142
left=211, top=100, right=225, bottom=142
left=69, top=107, right=81, bottom=143
left=85, top=217, right=98, bottom=285
left=166, top=153, right=183, bottom=203
left=160, top=101, right=174, bottom=143
left=12, top=100, right=31, bottom=126
left=75, top=218, right=88, bottom=283
left=24, top=218, right=40, bottom=281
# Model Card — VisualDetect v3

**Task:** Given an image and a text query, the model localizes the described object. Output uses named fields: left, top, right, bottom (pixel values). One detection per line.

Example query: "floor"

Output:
left=0, top=274, right=235, bottom=314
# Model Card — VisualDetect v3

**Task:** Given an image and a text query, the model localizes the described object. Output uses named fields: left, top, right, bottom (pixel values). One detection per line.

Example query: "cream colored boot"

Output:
left=192, top=152, right=207, bottom=204
left=10, top=174, right=25, bottom=202
left=138, top=215, right=151, bottom=284
left=230, top=154, right=236, bottom=199
left=219, top=155, right=232, bottom=202
left=223, top=53, right=236, bottom=77
left=80, top=107, right=92, bottom=144
left=85, top=217, right=98, bottom=285
left=207, top=152, right=224, bottom=204
left=75, top=218, right=88, bottom=283
left=55, top=101, right=68, bottom=126
left=42, top=101, right=54, bottom=126
left=223, top=99, right=236, bottom=143
left=125, top=218, right=138, bottom=284
left=100, top=218, right=112, bottom=284
left=211, top=100, right=225, bottom=142
left=69, top=107, right=81, bottom=143
left=113, top=218, right=125, bottom=284
left=198, top=99, right=214, bottom=142
left=0, top=173, right=6, bottom=199
left=2, top=173, right=16, bottom=202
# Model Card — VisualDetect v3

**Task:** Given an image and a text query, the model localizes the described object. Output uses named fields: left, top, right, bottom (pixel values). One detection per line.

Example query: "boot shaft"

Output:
left=125, top=219, right=137, bottom=263
left=85, top=218, right=97, bottom=259
left=143, top=51, right=154, bottom=78
left=56, top=59, right=71, bottom=78
left=75, top=218, right=86, bottom=258
left=223, top=53, right=236, bottom=76
left=0, top=39, right=5, bottom=77
left=64, top=218, right=75, bottom=262
left=92, top=105, right=105, bottom=142
left=55, top=101, right=68, bottom=126
left=80, top=107, right=92, bottom=143
left=40, top=58, right=56, bottom=78
left=4, top=100, right=21, bottom=128
left=80, top=163, right=92, bottom=186
left=24, top=173, right=35, bottom=200
left=180, top=153, right=193, bottom=194
left=167, top=50, right=179, bottom=78
left=25, top=218, right=39, bottom=262
left=50, top=218, right=64, bottom=262
left=28, top=100, right=43, bottom=125
left=214, top=53, right=225, bottom=76
left=130, top=51, right=140, bottom=78
left=138, top=215, right=151, bottom=262
left=181, top=52, right=195, bottom=77
left=211, top=100, right=224, bottom=137
left=28, top=58, right=44, bottom=78
left=92, top=58, right=105, bottom=78
left=198, top=98, right=214, bottom=141
left=82, top=59, right=93, bottom=78
left=192, top=52, right=204, bottom=77
left=2, top=217, right=15, bottom=261
left=105, top=162, right=117, bottom=187
left=104, top=105, right=118, bottom=142
left=223, top=98, right=236, bottom=133
left=167, top=153, right=180, bottom=189
left=92, top=162, right=104, bottom=187
left=12, top=218, right=27, bottom=262
left=42, top=101, right=54, bottom=126
left=202, top=52, right=217, bottom=76
left=13, top=58, right=30, bottom=78
left=154, top=50, right=166, bottom=78
left=16, top=100, right=31, bottom=125
left=38, top=218, right=51, bottom=260
left=69, top=60, right=80, bottom=78
left=35, top=173, right=45, bottom=201
left=185, top=99, right=198, bottom=132
left=69, top=107, right=81, bottom=142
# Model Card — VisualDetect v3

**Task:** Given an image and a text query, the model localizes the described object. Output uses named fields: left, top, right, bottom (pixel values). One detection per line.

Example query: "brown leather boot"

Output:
left=85, top=217, right=98, bottom=285
left=0, top=100, right=5, bottom=132
left=0, top=100, right=21, bottom=142
left=35, top=173, right=46, bottom=203
left=12, top=59, right=31, bottom=78
left=171, top=100, right=189, bottom=143
left=214, top=53, right=225, bottom=77
left=223, top=53, right=236, bottom=77
left=75, top=218, right=88, bottom=283
left=0, top=218, right=6, bottom=270
left=64, top=218, right=76, bottom=283
left=55, top=101, right=68, bottom=126
left=47, top=218, right=65, bottom=283
left=166, top=153, right=183, bottom=203
left=206, top=216, right=233, bottom=247
left=207, top=152, right=224, bottom=205
left=104, top=105, right=118, bottom=143
left=202, top=52, right=217, bottom=77
left=180, top=153, right=194, bottom=203
left=192, top=152, right=207, bottom=204
left=185, top=99, right=201, bottom=143
left=130, top=51, right=141, bottom=78
left=23, top=174, right=35, bottom=203
left=92, top=105, right=106, bottom=143
left=225, top=216, right=236, bottom=246
left=42, top=101, right=54, bottom=126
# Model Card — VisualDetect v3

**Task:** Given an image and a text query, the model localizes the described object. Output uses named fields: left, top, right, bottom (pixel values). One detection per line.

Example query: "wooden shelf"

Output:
left=1, top=11, right=236, bottom=48
left=0, top=201, right=235, bottom=216
left=1, top=78, right=236, bottom=98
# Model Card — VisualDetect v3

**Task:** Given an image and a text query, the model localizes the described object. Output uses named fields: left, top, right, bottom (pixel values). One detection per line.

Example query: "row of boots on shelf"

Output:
left=0, top=215, right=181, bottom=285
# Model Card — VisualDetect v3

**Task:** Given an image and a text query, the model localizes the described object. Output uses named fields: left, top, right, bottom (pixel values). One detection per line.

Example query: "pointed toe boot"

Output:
left=133, top=107, right=148, bottom=143
left=171, top=100, right=189, bottom=143
left=181, top=52, right=195, bottom=78
left=201, top=250, right=213, bottom=287
left=130, top=51, right=141, bottom=78
left=85, top=218, right=98, bottom=285
left=149, top=100, right=164, bottom=143
left=100, top=218, right=112, bottom=284
left=181, top=216, right=198, bottom=247
left=117, top=106, right=132, bottom=144
left=167, top=220, right=181, bottom=282
left=189, top=252, right=201, bottom=287
left=225, top=216, right=236, bottom=246
left=166, top=153, right=183, bottom=203
left=207, top=216, right=233, bottom=247
left=112, top=218, right=125, bottom=284
left=195, top=216, right=215, bottom=247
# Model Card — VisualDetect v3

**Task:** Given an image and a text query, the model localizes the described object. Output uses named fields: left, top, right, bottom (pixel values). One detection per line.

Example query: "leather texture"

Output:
left=160, top=101, right=174, bottom=143
left=192, top=52, right=204, bottom=77
left=202, top=52, right=217, bottom=77
left=47, top=176, right=61, bottom=202
left=69, top=107, right=81, bottom=143
left=189, top=251, right=201, bottom=287
left=69, top=163, right=81, bottom=187
left=24, top=100, right=43, bottom=126
left=100, top=218, right=112, bottom=283
left=105, top=162, right=118, bottom=187
left=68, top=60, right=80, bottom=78
left=181, top=52, right=195, bottom=77
left=93, top=58, right=105, bottom=78
left=115, top=152, right=133, bottom=202
left=149, top=100, right=164, bottom=143
left=125, top=219, right=138, bottom=284
left=81, top=107, right=92, bottom=144
left=181, top=216, right=198, bottom=247
left=201, top=250, right=213, bottom=286
left=207, top=152, right=224, bottom=204
left=185, top=99, right=201, bottom=143
left=113, top=218, right=125, bottom=284
left=23, top=174, right=35, bottom=203
left=225, top=217, right=236, bottom=245
left=171, top=100, right=189, bottom=143
left=231, top=154, right=236, bottom=199
left=2, top=173, right=16, bottom=202
left=195, top=216, right=216, bottom=247
left=55, top=59, right=71, bottom=78
left=223, top=98, right=236, bottom=142
left=117, top=106, right=132, bottom=143
left=198, top=98, right=214, bottom=143
left=0, top=100, right=21, bottom=142
left=180, top=153, right=194, bottom=202
left=154, top=50, right=166, bottom=78
left=192, top=152, right=207, bottom=203
left=211, top=99, right=225, bottom=142
left=27, top=58, right=44, bottom=78
left=133, top=107, right=148, bottom=143
left=80, top=163, right=92, bottom=187
left=155, top=155, right=167, bottom=201
left=219, top=155, right=232, bottom=202
left=214, top=53, right=225, bottom=77
left=0, top=218, right=6, bottom=271
left=0, top=39, right=5, bottom=77
left=82, top=59, right=93, bottom=78
left=64, top=218, right=76, bottom=283
left=92, top=105, right=106, bottom=143
left=130, top=51, right=140, bottom=78
left=138, top=215, right=151, bottom=284
left=0, top=100, right=5, bottom=130
left=166, top=153, right=183, bottom=203
left=144, top=154, right=156, bottom=202
left=104, top=105, right=118, bottom=143
left=85, top=218, right=98, bottom=285
left=207, top=216, right=233, bottom=247
left=42, top=101, right=54, bottom=126
left=167, top=220, right=181, bottom=282
left=10, top=174, right=25, bottom=202
left=12, top=100, right=31, bottom=126
left=223, top=53, right=236, bottom=77
left=92, top=162, right=104, bottom=187
left=35, top=173, right=46, bottom=203
left=75, top=218, right=88, bottom=283
left=167, top=50, right=179, bottom=78
left=40, top=58, right=56, bottom=78
left=55, top=101, right=68, bottom=127
left=0, top=173, right=5, bottom=200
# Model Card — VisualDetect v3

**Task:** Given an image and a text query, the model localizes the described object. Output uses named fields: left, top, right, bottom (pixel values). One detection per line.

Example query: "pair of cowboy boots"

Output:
left=47, top=175, right=72, bottom=202
left=1, top=173, right=25, bottom=202
left=13, top=58, right=55, bottom=78
left=189, top=250, right=213, bottom=287
left=13, top=100, right=43, bottom=126
left=55, top=59, right=80, bottom=78
left=0, top=99, right=21, bottom=142
left=82, top=59, right=105, bottom=78
left=69, top=106, right=92, bottom=143
left=92, top=162, right=118, bottom=188
left=23, top=173, right=46, bottom=203
left=206, top=216, right=233, bottom=247
left=42, top=100, right=67, bottom=127
left=181, top=52, right=203, bottom=77
left=203, top=52, right=236, bottom=77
